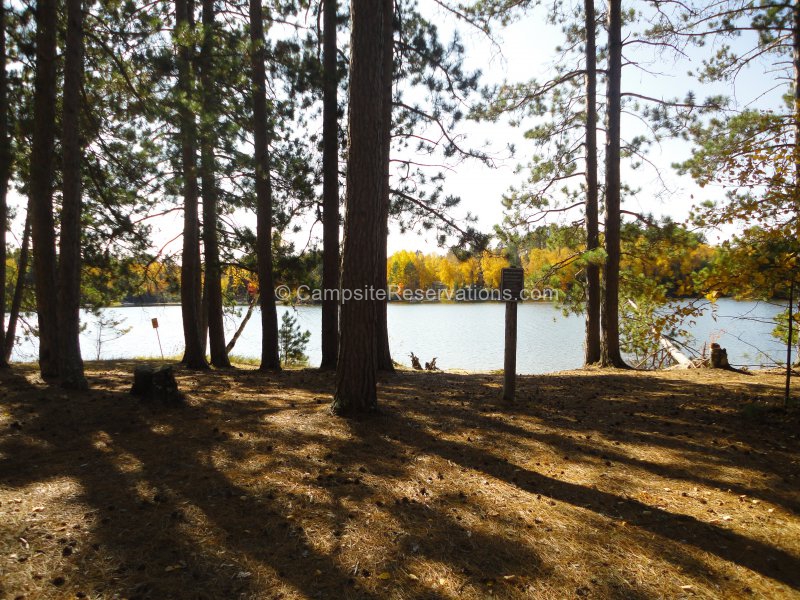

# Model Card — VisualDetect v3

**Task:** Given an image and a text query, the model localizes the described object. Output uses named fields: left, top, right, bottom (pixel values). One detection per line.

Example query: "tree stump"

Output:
left=709, top=343, right=750, bottom=375
left=424, top=357, right=440, bottom=371
left=131, top=365, right=183, bottom=405
left=710, top=343, right=729, bottom=369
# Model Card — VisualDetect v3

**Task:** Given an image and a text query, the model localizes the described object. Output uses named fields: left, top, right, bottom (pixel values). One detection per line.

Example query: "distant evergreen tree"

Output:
left=278, top=311, right=311, bottom=366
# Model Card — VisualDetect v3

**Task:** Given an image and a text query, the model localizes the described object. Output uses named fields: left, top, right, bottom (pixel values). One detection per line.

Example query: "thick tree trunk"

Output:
left=599, top=0, right=628, bottom=368
left=200, top=0, right=230, bottom=368
left=332, top=0, right=392, bottom=415
left=320, top=0, right=340, bottom=370
left=57, top=0, right=88, bottom=389
left=583, top=0, right=601, bottom=366
left=29, top=0, right=60, bottom=379
left=4, top=214, right=30, bottom=363
left=376, top=0, right=394, bottom=372
left=789, top=0, right=800, bottom=406
left=249, top=0, right=280, bottom=370
left=175, top=0, right=208, bottom=369
left=0, top=2, right=9, bottom=369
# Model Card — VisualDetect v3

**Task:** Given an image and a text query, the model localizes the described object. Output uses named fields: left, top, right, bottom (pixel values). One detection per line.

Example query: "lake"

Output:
left=6, top=298, right=790, bottom=372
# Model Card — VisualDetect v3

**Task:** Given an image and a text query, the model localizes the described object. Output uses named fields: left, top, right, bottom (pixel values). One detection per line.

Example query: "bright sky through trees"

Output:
left=4, top=1, right=785, bottom=257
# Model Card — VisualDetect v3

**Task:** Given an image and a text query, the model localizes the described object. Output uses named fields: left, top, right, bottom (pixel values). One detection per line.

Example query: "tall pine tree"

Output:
left=332, top=0, right=393, bottom=415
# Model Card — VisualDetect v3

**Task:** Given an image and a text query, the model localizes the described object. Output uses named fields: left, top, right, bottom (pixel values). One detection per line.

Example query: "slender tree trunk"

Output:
left=0, top=2, right=9, bottom=369
left=57, top=0, right=88, bottom=389
left=320, top=0, right=340, bottom=370
left=789, top=0, right=800, bottom=405
left=249, top=0, right=280, bottom=370
left=599, top=0, right=628, bottom=368
left=200, top=0, right=229, bottom=368
left=4, top=213, right=30, bottom=363
left=787, top=280, right=795, bottom=407
left=332, top=0, right=391, bottom=415
left=226, top=293, right=257, bottom=354
left=376, top=0, right=394, bottom=372
left=175, top=0, right=208, bottom=369
left=584, top=0, right=601, bottom=366
left=29, top=0, right=60, bottom=379
left=200, top=281, right=208, bottom=354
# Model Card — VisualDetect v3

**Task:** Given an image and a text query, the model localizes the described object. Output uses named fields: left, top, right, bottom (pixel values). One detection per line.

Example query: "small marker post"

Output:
left=152, top=318, right=164, bottom=360
left=500, top=267, right=524, bottom=402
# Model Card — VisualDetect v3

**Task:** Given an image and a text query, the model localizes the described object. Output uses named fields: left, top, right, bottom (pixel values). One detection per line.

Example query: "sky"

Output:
left=384, top=0, right=785, bottom=253
left=4, top=0, right=788, bottom=258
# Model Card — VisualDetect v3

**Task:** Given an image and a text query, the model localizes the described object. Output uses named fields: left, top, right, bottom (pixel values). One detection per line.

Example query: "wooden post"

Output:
left=152, top=318, right=164, bottom=361
left=500, top=267, right=524, bottom=402
left=503, top=300, right=518, bottom=401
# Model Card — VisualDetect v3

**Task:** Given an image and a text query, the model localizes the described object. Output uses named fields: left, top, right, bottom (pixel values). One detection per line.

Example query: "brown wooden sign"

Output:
left=151, top=318, right=159, bottom=329
left=500, top=267, right=524, bottom=301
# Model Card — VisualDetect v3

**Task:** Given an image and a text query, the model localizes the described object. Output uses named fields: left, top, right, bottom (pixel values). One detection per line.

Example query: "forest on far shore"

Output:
left=0, top=0, right=797, bottom=408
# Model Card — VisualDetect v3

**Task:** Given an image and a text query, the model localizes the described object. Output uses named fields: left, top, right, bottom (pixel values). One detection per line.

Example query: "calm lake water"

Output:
left=7, top=298, right=789, bottom=373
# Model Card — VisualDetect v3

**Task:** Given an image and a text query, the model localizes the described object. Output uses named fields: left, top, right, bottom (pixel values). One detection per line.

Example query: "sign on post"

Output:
left=152, top=318, right=164, bottom=360
left=500, top=267, right=524, bottom=301
left=500, top=267, right=524, bottom=401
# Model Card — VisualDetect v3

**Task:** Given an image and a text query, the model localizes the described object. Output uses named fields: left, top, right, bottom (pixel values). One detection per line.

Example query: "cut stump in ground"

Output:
left=130, top=364, right=183, bottom=405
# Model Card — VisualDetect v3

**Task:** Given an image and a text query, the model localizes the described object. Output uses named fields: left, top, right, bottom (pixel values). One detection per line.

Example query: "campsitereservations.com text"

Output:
left=274, top=285, right=560, bottom=303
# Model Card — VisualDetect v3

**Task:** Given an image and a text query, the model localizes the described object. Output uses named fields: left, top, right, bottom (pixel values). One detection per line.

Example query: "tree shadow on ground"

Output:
left=0, top=363, right=798, bottom=599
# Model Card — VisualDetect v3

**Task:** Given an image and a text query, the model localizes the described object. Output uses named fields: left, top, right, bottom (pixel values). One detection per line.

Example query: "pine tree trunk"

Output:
left=0, top=2, right=9, bottom=369
left=175, top=0, right=208, bottom=370
left=332, top=0, right=392, bottom=415
left=320, top=0, right=340, bottom=370
left=789, top=0, right=800, bottom=405
left=249, top=0, right=280, bottom=370
left=29, top=0, right=60, bottom=379
left=376, top=0, right=394, bottom=373
left=4, top=213, right=30, bottom=363
left=200, top=281, right=208, bottom=354
left=200, top=0, right=229, bottom=368
left=57, top=0, right=88, bottom=389
left=599, top=0, right=628, bottom=368
left=584, top=0, right=601, bottom=366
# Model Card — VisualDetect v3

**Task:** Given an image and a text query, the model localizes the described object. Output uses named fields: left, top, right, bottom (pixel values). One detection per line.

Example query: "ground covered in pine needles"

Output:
left=0, top=362, right=799, bottom=599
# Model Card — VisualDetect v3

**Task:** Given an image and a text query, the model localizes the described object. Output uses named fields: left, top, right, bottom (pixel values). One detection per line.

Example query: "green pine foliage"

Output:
left=278, top=311, right=311, bottom=367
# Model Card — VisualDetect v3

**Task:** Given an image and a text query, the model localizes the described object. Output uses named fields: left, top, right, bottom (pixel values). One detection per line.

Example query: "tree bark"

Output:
left=225, top=293, right=257, bottom=354
left=249, top=0, right=280, bottom=370
left=4, top=213, right=30, bottom=363
left=332, top=0, right=392, bottom=415
left=0, top=2, right=9, bottom=369
left=200, top=281, right=208, bottom=354
left=376, top=0, right=394, bottom=372
left=175, top=0, right=208, bottom=369
left=200, top=0, right=230, bottom=368
left=320, top=0, right=340, bottom=370
left=599, top=0, right=628, bottom=368
left=56, top=0, right=88, bottom=389
left=789, top=0, right=800, bottom=406
left=786, top=280, right=795, bottom=407
left=583, top=0, right=601, bottom=366
left=29, top=0, right=60, bottom=379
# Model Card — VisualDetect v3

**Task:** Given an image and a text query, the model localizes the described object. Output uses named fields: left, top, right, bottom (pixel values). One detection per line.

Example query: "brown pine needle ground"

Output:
left=1, top=362, right=799, bottom=599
